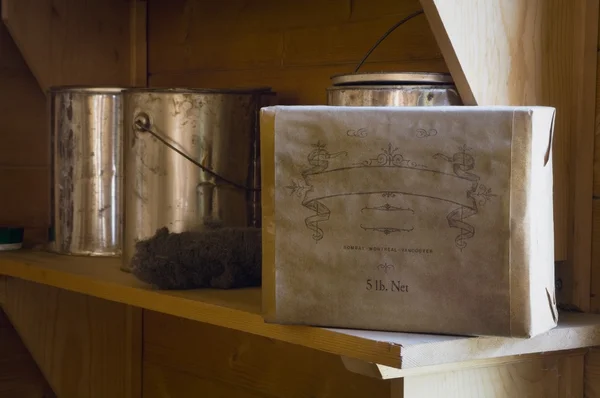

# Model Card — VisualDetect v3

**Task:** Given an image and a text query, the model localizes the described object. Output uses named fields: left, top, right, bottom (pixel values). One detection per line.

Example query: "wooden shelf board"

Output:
left=1, top=250, right=600, bottom=371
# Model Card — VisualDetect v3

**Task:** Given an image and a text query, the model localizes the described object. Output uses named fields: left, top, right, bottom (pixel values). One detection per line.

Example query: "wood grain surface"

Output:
left=143, top=311, right=390, bottom=398
left=398, top=350, right=585, bottom=398
left=585, top=348, right=600, bottom=397
left=2, top=0, right=132, bottom=90
left=420, top=0, right=599, bottom=310
left=0, top=22, right=48, bottom=247
left=2, top=250, right=600, bottom=374
left=3, top=278, right=142, bottom=398
left=0, top=308, right=56, bottom=398
left=148, top=0, right=447, bottom=106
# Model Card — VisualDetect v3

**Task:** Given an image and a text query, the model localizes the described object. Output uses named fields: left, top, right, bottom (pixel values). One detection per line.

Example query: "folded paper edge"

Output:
left=509, top=109, right=530, bottom=337
left=509, top=107, right=558, bottom=338
left=529, top=107, right=559, bottom=337
left=260, top=107, right=278, bottom=322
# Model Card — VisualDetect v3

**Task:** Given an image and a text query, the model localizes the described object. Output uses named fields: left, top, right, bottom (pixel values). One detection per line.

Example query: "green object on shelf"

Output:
left=0, top=227, right=24, bottom=251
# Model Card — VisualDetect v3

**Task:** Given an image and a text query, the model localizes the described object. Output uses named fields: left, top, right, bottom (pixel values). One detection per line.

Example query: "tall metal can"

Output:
left=122, top=87, right=274, bottom=271
left=49, top=87, right=125, bottom=256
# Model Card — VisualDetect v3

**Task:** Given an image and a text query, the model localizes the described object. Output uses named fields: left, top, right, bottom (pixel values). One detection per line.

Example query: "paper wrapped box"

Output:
left=261, top=105, right=557, bottom=337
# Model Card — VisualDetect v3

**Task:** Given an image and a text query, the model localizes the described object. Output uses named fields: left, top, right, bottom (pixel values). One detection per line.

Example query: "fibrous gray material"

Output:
left=130, top=227, right=262, bottom=290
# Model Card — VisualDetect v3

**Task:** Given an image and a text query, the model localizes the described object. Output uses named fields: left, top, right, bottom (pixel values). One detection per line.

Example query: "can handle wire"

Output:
left=354, top=9, right=424, bottom=73
left=133, top=113, right=258, bottom=192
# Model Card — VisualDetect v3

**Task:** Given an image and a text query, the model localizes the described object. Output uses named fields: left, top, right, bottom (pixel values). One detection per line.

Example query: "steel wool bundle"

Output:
left=130, top=226, right=262, bottom=290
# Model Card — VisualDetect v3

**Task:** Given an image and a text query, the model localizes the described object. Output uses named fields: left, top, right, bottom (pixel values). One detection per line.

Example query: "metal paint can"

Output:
left=122, top=87, right=274, bottom=271
left=49, top=86, right=125, bottom=256
left=327, top=72, right=462, bottom=106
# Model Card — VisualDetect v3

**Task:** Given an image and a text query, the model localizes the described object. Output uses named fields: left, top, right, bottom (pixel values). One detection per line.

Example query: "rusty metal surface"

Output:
left=49, top=87, right=124, bottom=256
left=122, top=88, right=273, bottom=270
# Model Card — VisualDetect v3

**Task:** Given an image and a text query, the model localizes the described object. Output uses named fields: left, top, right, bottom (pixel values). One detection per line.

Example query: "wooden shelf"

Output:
left=1, top=250, right=600, bottom=372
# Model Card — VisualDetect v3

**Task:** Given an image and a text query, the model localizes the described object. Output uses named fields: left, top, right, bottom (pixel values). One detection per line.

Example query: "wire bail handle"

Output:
left=354, top=9, right=424, bottom=73
left=133, top=113, right=258, bottom=192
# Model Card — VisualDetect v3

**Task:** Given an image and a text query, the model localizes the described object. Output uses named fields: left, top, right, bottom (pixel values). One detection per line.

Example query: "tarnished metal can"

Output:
left=122, top=87, right=275, bottom=271
left=49, top=86, right=125, bottom=256
left=327, top=72, right=462, bottom=106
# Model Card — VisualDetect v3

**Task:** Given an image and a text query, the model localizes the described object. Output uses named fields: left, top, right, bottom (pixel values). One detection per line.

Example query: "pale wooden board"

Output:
left=398, top=350, right=585, bottom=398
left=570, top=0, right=599, bottom=313
left=342, top=351, right=583, bottom=380
left=144, top=311, right=389, bottom=398
left=3, top=278, right=142, bottom=398
left=420, top=0, right=599, bottom=308
left=2, top=250, right=600, bottom=371
left=0, top=309, right=56, bottom=398
left=338, top=315, right=600, bottom=369
left=0, top=250, right=401, bottom=367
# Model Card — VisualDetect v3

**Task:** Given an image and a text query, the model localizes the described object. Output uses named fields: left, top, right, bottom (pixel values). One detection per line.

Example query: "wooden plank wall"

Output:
left=148, top=0, right=448, bottom=104
left=143, top=312, right=591, bottom=398
left=0, top=0, right=144, bottom=247
left=0, top=22, right=48, bottom=246
left=3, top=278, right=142, bottom=398
left=1, top=0, right=134, bottom=92
left=591, top=10, right=600, bottom=312
left=0, top=309, right=56, bottom=398
left=0, top=3, right=145, bottom=398
left=143, top=311, right=391, bottom=398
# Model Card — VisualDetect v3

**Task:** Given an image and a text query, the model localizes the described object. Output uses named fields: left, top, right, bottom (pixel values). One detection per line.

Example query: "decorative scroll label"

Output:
left=377, top=263, right=395, bottom=273
left=283, top=134, right=496, bottom=250
left=361, top=203, right=415, bottom=214
left=361, top=225, right=415, bottom=235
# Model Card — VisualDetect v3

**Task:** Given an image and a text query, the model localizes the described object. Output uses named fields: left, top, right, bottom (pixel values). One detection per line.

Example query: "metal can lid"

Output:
left=330, top=72, right=454, bottom=86
left=123, top=86, right=274, bottom=95
left=49, top=86, right=128, bottom=94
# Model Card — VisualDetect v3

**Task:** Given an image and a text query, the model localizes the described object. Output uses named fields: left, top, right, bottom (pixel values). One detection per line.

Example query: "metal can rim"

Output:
left=49, top=85, right=128, bottom=94
left=122, top=86, right=275, bottom=95
left=330, top=72, right=454, bottom=86
left=326, top=84, right=457, bottom=91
